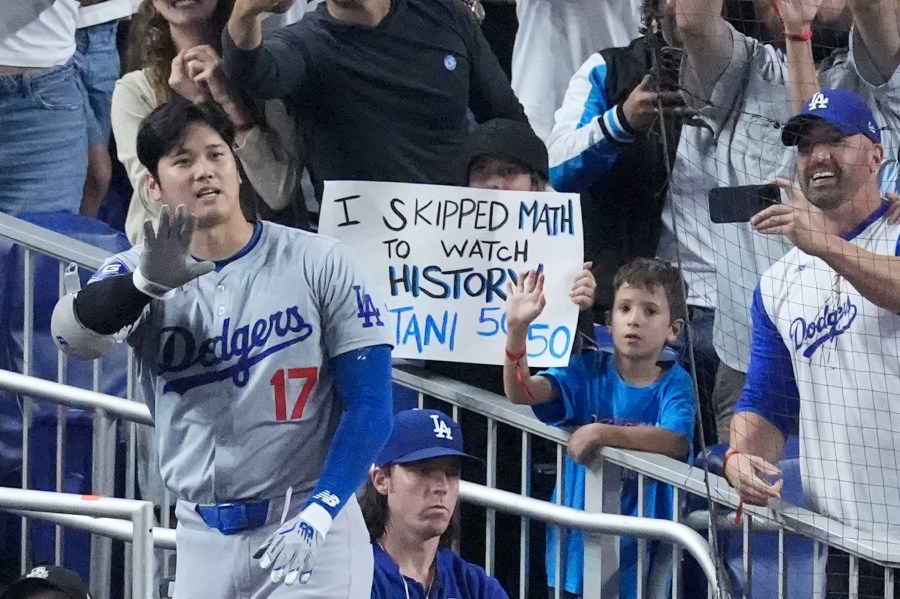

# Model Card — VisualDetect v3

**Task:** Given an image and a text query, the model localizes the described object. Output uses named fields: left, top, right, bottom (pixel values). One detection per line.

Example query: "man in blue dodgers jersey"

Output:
left=49, top=98, right=393, bottom=599
left=724, top=89, right=900, bottom=598
left=362, top=409, right=509, bottom=599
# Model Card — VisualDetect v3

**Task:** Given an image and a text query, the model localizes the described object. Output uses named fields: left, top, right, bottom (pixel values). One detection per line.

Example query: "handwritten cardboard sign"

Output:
left=319, top=181, right=583, bottom=367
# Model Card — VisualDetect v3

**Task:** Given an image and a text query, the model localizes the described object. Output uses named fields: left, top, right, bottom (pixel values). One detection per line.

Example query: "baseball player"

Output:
left=361, top=409, right=509, bottom=599
left=50, top=98, right=393, bottom=599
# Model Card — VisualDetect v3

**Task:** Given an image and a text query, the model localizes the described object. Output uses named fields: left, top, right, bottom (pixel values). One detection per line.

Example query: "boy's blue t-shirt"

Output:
left=534, top=350, right=696, bottom=597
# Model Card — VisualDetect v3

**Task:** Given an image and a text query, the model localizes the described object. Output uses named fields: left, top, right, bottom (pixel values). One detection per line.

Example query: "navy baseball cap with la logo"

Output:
left=782, top=88, right=881, bottom=146
left=1, top=565, right=91, bottom=599
left=375, top=409, right=482, bottom=468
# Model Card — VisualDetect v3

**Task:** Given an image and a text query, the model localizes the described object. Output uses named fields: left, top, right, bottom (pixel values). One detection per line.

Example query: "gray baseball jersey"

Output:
left=90, top=222, right=391, bottom=503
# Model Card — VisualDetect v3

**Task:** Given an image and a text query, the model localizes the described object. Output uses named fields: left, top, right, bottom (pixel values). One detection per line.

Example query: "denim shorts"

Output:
left=75, top=21, right=120, bottom=145
left=0, top=58, right=88, bottom=215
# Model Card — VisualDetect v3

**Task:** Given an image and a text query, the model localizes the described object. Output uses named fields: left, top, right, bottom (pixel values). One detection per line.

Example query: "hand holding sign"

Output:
left=570, top=262, right=595, bottom=311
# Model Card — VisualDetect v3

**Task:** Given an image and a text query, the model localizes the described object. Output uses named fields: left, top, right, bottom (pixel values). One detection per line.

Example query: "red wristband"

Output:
left=505, top=346, right=535, bottom=400
left=515, top=365, right=536, bottom=401
left=767, top=1, right=813, bottom=42
left=723, top=448, right=739, bottom=478
left=784, top=30, right=813, bottom=42
left=505, top=347, right=526, bottom=363
left=723, top=448, right=744, bottom=524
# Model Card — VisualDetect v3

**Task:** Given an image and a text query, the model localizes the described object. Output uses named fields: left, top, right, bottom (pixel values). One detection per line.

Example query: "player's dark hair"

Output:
left=612, top=257, right=688, bottom=323
left=136, top=98, right=235, bottom=180
left=359, top=467, right=460, bottom=549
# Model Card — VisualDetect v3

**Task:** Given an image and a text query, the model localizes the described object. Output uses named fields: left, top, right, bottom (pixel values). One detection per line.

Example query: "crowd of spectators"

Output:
left=2, top=0, right=900, bottom=597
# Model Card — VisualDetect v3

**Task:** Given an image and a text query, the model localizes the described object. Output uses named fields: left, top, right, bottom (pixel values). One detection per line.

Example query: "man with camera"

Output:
left=548, top=0, right=691, bottom=320
left=675, top=0, right=900, bottom=446
left=726, top=87, right=900, bottom=599
left=547, top=0, right=720, bottom=449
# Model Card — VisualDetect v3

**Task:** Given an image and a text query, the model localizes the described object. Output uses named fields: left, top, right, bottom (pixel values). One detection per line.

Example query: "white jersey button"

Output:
left=217, top=306, right=225, bottom=315
left=217, top=284, right=225, bottom=292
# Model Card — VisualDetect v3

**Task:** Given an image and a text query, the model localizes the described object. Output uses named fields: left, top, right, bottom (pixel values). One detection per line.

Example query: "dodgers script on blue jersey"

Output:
left=755, top=207, right=900, bottom=543
left=88, top=223, right=391, bottom=503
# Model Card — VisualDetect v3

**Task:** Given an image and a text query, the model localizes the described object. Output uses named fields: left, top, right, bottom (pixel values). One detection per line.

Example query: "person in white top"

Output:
left=75, top=0, right=140, bottom=216
left=727, top=88, right=900, bottom=598
left=510, top=0, right=640, bottom=142
left=0, top=0, right=88, bottom=216
left=112, top=0, right=301, bottom=244
left=670, top=0, right=900, bottom=444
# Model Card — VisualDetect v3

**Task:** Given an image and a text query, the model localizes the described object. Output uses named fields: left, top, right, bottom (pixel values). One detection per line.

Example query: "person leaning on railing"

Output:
left=674, top=0, right=900, bottom=450
left=500, top=257, right=697, bottom=599
left=725, top=88, right=900, bottom=599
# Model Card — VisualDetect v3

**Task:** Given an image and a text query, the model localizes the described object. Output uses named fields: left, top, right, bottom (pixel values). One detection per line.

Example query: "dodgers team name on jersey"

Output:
left=788, top=294, right=857, bottom=358
left=764, top=207, right=900, bottom=369
left=158, top=307, right=315, bottom=394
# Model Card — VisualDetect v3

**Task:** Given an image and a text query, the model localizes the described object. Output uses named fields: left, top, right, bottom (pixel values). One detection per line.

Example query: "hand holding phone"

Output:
left=708, top=184, right=782, bottom=224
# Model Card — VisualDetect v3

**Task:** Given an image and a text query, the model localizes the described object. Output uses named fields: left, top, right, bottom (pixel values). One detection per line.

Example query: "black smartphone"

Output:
left=708, top=184, right=781, bottom=224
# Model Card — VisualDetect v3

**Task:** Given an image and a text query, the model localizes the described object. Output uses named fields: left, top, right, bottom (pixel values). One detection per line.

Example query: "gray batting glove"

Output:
left=255, top=503, right=333, bottom=585
left=133, top=204, right=214, bottom=299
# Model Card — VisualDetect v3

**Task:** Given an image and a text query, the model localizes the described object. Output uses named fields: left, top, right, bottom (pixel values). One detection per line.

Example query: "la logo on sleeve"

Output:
left=430, top=414, right=453, bottom=440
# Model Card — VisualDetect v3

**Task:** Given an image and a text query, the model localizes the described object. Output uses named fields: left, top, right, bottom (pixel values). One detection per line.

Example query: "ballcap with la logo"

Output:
left=375, top=409, right=482, bottom=468
left=782, top=88, right=881, bottom=146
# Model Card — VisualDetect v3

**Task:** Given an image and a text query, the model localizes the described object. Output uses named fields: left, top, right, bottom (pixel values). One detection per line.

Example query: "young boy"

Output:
left=502, top=257, right=696, bottom=599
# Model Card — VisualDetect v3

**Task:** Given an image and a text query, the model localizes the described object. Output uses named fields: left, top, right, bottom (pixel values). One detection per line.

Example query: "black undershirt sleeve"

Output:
left=73, top=274, right=153, bottom=335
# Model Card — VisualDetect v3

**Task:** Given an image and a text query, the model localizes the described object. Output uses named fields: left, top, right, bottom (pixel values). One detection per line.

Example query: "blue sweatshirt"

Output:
left=371, top=542, right=509, bottom=599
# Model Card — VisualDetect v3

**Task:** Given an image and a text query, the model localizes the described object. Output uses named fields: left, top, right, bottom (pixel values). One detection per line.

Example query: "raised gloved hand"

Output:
left=133, top=204, right=214, bottom=298
left=254, top=502, right=333, bottom=585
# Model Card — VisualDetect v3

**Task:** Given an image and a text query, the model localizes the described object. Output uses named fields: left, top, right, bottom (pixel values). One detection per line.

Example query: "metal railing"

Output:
left=0, top=212, right=173, bottom=599
left=393, top=363, right=900, bottom=599
left=0, top=488, right=155, bottom=598
left=0, top=368, right=719, bottom=598
left=4, top=211, right=900, bottom=598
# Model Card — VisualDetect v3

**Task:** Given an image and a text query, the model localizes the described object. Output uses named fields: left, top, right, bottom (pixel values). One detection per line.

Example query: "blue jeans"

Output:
left=0, top=58, right=88, bottom=215
left=75, top=21, right=120, bottom=144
